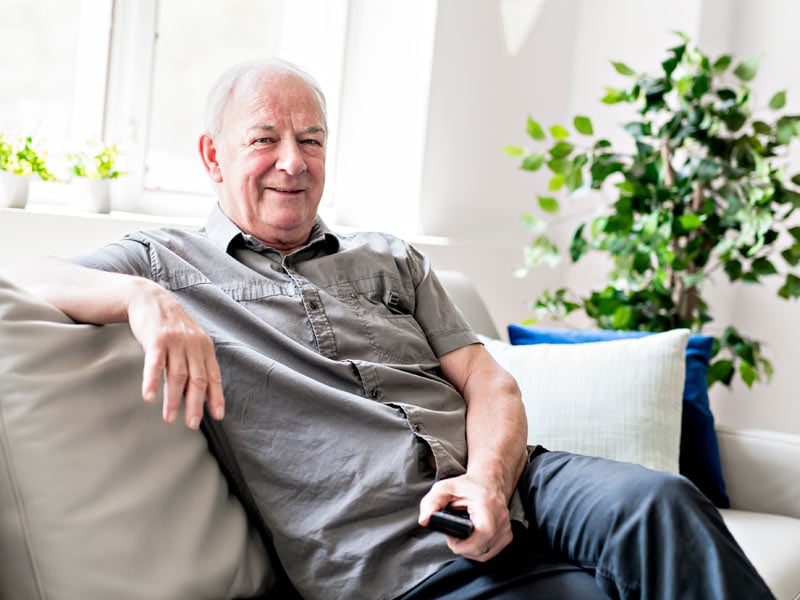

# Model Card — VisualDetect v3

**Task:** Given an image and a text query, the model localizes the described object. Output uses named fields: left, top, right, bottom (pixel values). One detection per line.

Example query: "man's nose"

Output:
left=275, top=139, right=307, bottom=175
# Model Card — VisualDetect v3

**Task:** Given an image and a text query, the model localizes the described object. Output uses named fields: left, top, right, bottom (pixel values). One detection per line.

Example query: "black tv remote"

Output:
left=426, top=508, right=473, bottom=539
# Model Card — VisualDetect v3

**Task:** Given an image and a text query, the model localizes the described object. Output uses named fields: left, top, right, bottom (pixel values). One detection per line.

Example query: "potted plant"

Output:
left=504, top=32, right=800, bottom=389
left=0, top=134, right=55, bottom=208
left=66, top=140, right=127, bottom=213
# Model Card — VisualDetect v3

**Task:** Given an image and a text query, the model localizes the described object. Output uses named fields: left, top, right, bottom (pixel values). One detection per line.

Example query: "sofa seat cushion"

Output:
left=720, top=509, right=800, bottom=600
left=0, top=276, right=274, bottom=600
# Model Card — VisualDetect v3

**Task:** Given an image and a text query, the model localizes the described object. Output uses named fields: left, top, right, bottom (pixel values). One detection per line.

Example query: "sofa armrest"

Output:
left=717, top=426, right=800, bottom=519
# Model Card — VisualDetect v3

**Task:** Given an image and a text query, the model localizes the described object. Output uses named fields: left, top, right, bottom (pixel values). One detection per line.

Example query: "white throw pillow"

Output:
left=0, top=275, right=274, bottom=600
left=481, top=329, right=688, bottom=473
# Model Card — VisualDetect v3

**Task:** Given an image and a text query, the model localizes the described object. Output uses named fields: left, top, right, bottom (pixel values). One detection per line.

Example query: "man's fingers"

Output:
left=163, top=357, right=188, bottom=425
left=418, top=481, right=456, bottom=526
left=205, top=354, right=225, bottom=421
left=141, top=333, right=225, bottom=429
left=182, top=338, right=217, bottom=429
left=141, top=346, right=165, bottom=405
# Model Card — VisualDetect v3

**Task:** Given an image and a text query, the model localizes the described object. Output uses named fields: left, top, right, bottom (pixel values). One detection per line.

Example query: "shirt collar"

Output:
left=203, top=204, right=341, bottom=255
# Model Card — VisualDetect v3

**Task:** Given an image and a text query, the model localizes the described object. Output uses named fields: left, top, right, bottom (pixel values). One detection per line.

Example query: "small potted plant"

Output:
left=66, top=140, right=127, bottom=213
left=0, top=134, right=56, bottom=208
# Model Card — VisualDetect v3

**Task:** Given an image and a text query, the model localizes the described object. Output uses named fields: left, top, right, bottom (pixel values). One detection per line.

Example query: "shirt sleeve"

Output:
left=71, top=236, right=153, bottom=279
left=406, top=243, right=480, bottom=357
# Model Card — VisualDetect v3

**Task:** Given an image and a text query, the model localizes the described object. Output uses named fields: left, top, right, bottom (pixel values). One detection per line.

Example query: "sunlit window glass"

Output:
left=144, top=0, right=285, bottom=195
left=0, top=2, right=80, bottom=141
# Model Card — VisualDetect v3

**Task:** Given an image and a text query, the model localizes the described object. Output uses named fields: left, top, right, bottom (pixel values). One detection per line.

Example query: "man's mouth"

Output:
left=266, top=186, right=302, bottom=195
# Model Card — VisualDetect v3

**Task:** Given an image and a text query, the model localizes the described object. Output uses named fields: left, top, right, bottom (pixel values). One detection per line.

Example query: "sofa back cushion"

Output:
left=0, top=276, right=274, bottom=600
left=481, top=329, right=688, bottom=474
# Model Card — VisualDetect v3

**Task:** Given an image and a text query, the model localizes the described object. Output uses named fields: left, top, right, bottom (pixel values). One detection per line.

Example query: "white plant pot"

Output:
left=70, top=179, right=111, bottom=214
left=0, top=171, right=32, bottom=209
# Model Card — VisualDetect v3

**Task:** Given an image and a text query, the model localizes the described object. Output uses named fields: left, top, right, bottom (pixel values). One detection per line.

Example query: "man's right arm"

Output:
left=1, top=256, right=225, bottom=429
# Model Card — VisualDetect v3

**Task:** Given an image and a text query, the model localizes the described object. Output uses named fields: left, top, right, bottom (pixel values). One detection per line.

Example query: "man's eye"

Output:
left=301, top=139, right=323, bottom=146
left=253, top=137, right=275, bottom=144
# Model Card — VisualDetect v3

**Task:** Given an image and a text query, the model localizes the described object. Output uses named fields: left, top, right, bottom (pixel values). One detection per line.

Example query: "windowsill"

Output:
left=4, top=199, right=453, bottom=248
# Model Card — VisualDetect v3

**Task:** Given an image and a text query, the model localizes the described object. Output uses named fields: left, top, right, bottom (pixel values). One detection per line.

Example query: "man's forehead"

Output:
left=235, top=79, right=324, bottom=126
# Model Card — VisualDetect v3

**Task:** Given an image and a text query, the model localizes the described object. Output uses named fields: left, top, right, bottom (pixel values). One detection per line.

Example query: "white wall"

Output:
left=2, top=0, right=799, bottom=434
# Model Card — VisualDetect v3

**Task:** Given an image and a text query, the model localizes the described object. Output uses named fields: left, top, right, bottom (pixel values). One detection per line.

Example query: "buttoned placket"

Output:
left=281, top=255, right=338, bottom=359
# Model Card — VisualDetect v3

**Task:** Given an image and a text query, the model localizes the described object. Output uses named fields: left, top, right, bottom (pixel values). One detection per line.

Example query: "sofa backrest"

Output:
left=436, top=270, right=500, bottom=338
left=0, top=275, right=274, bottom=600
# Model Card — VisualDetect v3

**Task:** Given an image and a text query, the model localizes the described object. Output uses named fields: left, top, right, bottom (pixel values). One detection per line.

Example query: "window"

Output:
left=0, top=0, right=111, bottom=163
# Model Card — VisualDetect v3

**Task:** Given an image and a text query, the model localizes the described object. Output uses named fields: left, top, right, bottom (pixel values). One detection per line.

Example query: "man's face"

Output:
left=203, top=72, right=327, bottom=253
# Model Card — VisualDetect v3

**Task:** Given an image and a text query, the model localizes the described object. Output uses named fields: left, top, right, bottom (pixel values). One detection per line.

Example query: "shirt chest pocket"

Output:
left=332, top=275, right=437, bottom=364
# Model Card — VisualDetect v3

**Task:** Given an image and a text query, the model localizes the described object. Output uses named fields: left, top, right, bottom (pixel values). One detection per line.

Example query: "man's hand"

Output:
left=418, top=474, right=513, bottom=562
left=126, top=280, right=225, bottom=429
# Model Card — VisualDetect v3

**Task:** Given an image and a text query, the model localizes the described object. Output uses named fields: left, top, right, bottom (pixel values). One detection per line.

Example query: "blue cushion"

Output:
left=507, top=324, right=730, bottom=508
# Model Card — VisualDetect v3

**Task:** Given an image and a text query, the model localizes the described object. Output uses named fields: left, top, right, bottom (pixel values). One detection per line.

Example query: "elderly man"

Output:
left=3, top=59, right=773, bottom=600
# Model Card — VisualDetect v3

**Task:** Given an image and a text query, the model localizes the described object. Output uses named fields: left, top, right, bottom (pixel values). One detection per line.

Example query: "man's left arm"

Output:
left=418, top=342, right=529, bottom=561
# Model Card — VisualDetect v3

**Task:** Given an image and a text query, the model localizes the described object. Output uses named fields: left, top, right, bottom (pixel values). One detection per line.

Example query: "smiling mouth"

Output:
left=267, top=186, right=303, bottom=195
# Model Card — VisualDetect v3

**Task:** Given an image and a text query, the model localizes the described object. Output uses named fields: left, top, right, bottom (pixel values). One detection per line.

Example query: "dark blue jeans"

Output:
left=402, top=451, right=774, bottom=600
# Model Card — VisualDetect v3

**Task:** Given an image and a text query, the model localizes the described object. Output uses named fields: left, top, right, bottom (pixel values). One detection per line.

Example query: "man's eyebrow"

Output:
left=247, top=124, right=325, bottom=135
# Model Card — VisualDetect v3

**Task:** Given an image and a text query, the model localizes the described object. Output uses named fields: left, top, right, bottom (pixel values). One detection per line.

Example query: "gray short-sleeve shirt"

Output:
left=74, top=206, right=482, bottom=599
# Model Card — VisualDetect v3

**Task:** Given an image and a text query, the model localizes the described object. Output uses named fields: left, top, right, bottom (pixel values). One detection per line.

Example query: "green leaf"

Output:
left=538, top=196, right=559, bottom=213
left=612, top=305, right=634, bottom=329
left=548, top=173, right=565, bottom=191
left=789, top=227, right=800, bottom=242
left=521, top=152, right=546, bottom=171
left=776, top=117, right=796, bottom=145
left=547, top=157, right=571, bottom=174
left=503, top=145, right=525, bottom=157
left=691, top=73, right=710, bottom=97
left=712, top=54, right=733, bottom=72
left=733, top=55, right=759, bottom=81
left=739, top=360, right=759, bottom=387
left=778, top=273, right=800, bottom=299
left=611, top=61, right=636, bottom=76
left=679, top=213, right=704, bottom=231
left=781, top=243, right=800, bottom=267
left=526, top=117, right=546, bottom=141
left=565, top=163, right=584, bottom=191
left=769, top=90, right=787, bottom=110
left=708, top=359, right=735, bottom=387
left=752, top=121, right=772, bottom=135
left=600, top=87, right=626, bottom=104
left=550, top=124, right=570, bottom=140
left=633, top=251, right=651, bottom=273
left=573, top=115, right=594, bottom=135
left=751, top=256, right=778, bottom=275
left=724, top=259, right=743, bottom=281
left=569, top=224, right=588, bottom=262
left=549, top=141, right=574, bottom=159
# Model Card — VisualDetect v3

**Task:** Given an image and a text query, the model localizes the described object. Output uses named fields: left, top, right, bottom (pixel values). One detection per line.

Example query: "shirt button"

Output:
left=309, top=301, right=319, bottom=310
left=370, top=389, right=380, bottom=399
left=413, top=424, right=421, bottom=432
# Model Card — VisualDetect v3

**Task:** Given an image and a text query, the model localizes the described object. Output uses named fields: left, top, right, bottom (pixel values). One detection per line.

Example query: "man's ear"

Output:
left=198, top=134, right=223, bottom=183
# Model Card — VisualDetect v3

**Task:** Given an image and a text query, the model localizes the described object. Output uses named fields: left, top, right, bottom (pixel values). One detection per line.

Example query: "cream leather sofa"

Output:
left=1, top=269, right=799, bottom=599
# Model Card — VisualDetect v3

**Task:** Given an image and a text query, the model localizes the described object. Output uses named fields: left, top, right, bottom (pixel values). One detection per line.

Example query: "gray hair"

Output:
left=203, top=57, right=328, bottom=138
